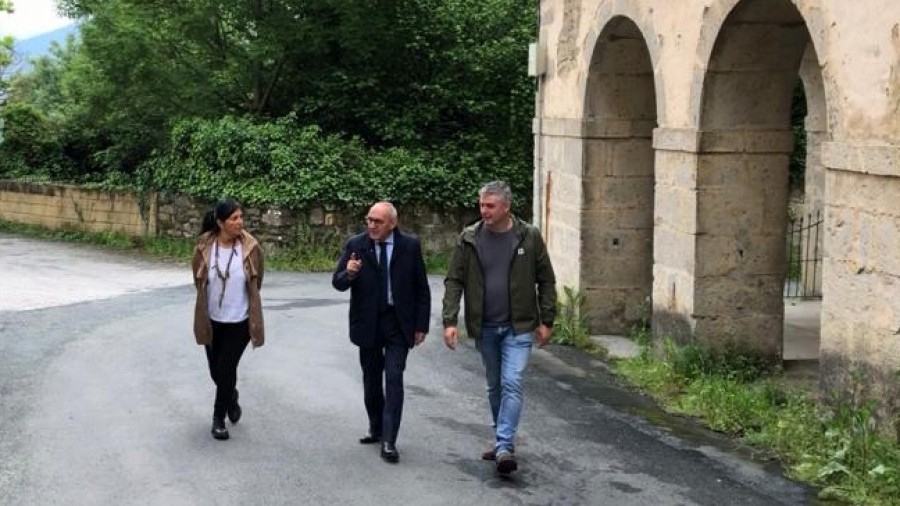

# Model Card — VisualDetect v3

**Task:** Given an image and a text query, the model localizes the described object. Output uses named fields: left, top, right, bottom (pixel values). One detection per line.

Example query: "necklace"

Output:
left=213, top=238, right=237, bottom=309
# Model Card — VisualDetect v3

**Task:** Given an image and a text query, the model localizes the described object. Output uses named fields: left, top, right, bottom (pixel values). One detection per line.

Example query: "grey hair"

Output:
left=478, top=181, right=513, bottom=204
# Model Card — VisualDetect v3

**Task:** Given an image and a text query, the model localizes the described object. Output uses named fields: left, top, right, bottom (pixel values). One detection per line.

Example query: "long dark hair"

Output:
left=201, top=199, right=242, bottom=235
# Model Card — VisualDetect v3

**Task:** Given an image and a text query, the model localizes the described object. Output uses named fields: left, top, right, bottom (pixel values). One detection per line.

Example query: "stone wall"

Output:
left=0, top=180, right=155, bottom=236
left=155, top=193, right=478, bottom=254
left=0, top=182, right=477, bottom=255
left=537, top=0, right=900, bottom=429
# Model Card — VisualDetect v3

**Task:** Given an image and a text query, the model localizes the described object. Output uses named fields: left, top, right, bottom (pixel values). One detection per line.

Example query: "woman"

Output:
left=192, top=199, right=265, bottom=440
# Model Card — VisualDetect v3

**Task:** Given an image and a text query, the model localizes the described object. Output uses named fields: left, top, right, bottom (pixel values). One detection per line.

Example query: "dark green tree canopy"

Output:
left=4, top=0, right=537, bottom=209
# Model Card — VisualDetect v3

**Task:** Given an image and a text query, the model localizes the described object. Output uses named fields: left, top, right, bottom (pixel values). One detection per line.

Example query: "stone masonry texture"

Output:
left=536, top=0, right=900, bottom=432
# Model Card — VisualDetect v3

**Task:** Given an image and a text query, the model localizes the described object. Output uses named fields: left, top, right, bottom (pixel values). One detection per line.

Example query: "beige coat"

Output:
left=192, top=230, right=265, bottom=347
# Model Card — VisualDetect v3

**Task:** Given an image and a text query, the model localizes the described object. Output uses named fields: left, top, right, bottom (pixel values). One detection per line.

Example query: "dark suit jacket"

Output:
left=332, top=229, right=431, bottom=348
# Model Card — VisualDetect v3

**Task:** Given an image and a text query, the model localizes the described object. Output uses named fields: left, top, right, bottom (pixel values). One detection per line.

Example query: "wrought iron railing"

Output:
left=784, top=211, right=822, bottom=298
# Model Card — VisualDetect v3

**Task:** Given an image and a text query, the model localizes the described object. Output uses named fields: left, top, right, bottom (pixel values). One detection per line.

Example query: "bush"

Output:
left=0, top=102, right=66, bottom=177
left=143, top=114, right=532, bottom=211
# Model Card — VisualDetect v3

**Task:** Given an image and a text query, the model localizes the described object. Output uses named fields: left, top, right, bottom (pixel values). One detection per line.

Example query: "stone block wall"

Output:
left=820, top=147, right=900, bottom=427
left=538, top=0, right=900, bottom=429
left=156, top=192, right=478, bottom=255
left=0, top=180, right=156, bottom=236
left=0, top=182, right=477, bottom=256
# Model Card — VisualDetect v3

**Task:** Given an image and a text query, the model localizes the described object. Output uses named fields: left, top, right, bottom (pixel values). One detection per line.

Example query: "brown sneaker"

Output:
left=496, top=451, right=518, bottom=475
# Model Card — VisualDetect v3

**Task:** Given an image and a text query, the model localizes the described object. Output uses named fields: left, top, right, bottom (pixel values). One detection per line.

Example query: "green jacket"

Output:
left=442, top=216, right=557, bottom=339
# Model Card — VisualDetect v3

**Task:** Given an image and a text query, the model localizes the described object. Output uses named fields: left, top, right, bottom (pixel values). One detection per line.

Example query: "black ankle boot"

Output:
left=227, top=389, right=242, bottom=424
left=211, top=417, right=229, bottom=440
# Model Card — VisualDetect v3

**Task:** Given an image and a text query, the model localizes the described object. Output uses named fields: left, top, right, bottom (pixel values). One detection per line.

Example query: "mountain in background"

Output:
left=13, top=24, right=79, bottom=71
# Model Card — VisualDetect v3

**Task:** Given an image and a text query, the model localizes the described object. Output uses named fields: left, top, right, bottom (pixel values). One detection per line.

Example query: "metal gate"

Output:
left=784, top=211, right=823, bottom=298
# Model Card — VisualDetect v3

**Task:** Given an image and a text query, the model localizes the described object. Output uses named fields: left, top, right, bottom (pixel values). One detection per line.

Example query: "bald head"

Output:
left=366, top=201, right=397, bottom=241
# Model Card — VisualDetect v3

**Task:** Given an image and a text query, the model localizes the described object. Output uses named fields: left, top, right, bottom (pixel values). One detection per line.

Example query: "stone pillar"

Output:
left=820, top=142, right=900, bottom=427
left=535, top=117, right=586, bottom=292
left=694, top=129, right=793, bottom=358
left=651, top=128, right=793, bottom=359
left=581, top=118, right=655, bottom=334
left=579, top=17, right=657, bottom=334
left=651, top=128, right=701, bottom=342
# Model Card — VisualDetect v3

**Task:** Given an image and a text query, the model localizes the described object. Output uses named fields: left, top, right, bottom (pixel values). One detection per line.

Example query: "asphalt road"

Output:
left=0, top=234, right=820, bottom=505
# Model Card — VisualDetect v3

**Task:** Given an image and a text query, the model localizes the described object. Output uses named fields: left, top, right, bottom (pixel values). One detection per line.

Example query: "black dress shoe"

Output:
left=380, top=442, right=399, bottom=463
left=359, top=433, right=381, bottom=444
left=227, top=389, right=242, bottom=424
left=211, top=417, right=229, bottom=440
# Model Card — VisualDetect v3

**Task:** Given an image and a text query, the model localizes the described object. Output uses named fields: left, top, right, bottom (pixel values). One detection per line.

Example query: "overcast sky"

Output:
left=0, top=0, right=74, bottom=40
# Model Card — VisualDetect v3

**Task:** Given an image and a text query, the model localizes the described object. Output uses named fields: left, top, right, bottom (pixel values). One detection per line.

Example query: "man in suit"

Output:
left=332, top=201, right=431, bottom=463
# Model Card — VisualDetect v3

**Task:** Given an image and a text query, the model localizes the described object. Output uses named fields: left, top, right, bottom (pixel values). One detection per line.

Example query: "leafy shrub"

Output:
left=552, top=286, right=605, bottom=355
left=143, top=114, right=523, bottom=210
left=0, top=102, right=66, bottom=178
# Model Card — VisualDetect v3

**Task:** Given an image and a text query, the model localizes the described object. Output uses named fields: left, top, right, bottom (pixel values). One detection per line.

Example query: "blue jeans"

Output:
left=476, top=323, right=533, bottom=454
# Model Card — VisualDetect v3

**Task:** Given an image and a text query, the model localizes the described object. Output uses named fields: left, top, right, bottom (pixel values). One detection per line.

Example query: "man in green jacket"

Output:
left=442, top=180, right=557, bottom=475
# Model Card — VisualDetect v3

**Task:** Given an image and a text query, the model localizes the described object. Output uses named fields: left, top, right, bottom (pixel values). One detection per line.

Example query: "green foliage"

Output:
left=141, top=235, right=196, bottom=260
left=790, top=79, right=807, bottom=190
left=0, top=219, right=137, bottom=249
left=265, top=226, right=343, bottom=272
left=615, top=337, right=900, bottom=505
left=0, top=1, right=12, bottom=96
left=424, top=249, right=451, bottom=275
left=677, top=377, right=786, bottom=436
left=7, top=0, right=536, bottom=202
left=552, top=286, right=605, bottom=356
left=800, top=401, right=900, bottom=504
left=629, top=297, right=652, bottom=348
left=0, top=215, right=449, bottom=277
left=0, top=102, right=67, bottom=178
left=145, top=114, right=516, bottom=209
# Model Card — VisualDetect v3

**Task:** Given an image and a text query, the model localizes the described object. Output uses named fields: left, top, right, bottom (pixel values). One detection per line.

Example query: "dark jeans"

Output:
left=205, top=319, right=250, bottom=419
left=359, top=309, right=409, bottom=444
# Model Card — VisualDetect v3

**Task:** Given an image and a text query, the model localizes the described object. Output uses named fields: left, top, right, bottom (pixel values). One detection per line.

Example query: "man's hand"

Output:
left=443, top=326, right=458, bottom=350
left=535, top=324, right=553, bottom=347
left=414, top=331, right=426, bottom=347
left=346, top=252, right=362, bottom=277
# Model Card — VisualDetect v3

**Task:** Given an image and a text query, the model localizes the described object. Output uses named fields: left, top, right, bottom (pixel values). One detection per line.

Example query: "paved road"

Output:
left=0, top=234, right=819, bottom=505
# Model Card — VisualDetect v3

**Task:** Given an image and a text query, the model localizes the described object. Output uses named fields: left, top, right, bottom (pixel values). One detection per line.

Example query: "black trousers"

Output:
left=205, top=319, right=250, bottom=419
left=359, top=309, right=409, bottom=444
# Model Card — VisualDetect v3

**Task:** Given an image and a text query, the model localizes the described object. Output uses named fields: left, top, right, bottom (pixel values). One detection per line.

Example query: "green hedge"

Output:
left=143, top=114, right=531, bottom=210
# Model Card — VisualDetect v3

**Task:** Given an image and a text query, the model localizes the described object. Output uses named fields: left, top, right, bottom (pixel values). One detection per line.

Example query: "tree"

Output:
left=15, top=0, right=538, bottom=199
left=1, top=0, right=15, bottom=100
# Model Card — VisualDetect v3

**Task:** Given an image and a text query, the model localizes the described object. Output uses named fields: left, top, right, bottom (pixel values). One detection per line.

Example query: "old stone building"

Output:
left=534, top=0, right=899, bottom=424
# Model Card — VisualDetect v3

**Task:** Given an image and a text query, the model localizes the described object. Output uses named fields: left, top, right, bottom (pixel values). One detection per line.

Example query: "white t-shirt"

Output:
left=206, top=241, right=249, bottom=322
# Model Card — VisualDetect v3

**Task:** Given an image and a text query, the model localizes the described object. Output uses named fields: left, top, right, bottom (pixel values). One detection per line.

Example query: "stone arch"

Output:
left=795, top=42, right=829, bottom=303
left=580, top=15, right=658, bottom=334
left=799, top=42, right=829, bottom=216
left=578, top=2, right=664, bottom=124
left=688, top=0, right=834, bottom=130
left=693, top=0, right=826, bottom=358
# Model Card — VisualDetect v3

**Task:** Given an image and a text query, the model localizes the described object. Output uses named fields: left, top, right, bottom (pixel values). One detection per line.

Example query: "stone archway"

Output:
left=799, top=42, right=829, bottom=220
left=693, top=0, right=824, bottom=359
left=581, top=16, right=657, bottom=334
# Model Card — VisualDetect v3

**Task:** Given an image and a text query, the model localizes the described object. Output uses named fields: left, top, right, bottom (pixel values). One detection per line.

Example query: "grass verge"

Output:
left=614, top=336, right=900, bottom=505
left=0, top=220, right=451, bottom=273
